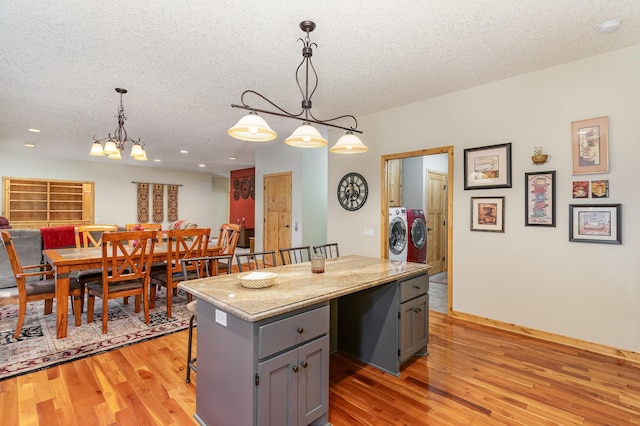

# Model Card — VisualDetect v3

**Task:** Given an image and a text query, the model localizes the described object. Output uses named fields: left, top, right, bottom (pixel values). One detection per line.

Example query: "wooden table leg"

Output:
left=55, top=268, right=71, bottom=339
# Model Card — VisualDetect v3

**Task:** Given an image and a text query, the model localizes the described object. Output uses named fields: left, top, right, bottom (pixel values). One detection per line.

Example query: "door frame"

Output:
left=380, top=146, right=454, bottom=314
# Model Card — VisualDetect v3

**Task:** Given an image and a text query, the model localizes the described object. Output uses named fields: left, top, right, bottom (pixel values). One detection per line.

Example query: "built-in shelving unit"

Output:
left=2, top=177, right=94, bottom=228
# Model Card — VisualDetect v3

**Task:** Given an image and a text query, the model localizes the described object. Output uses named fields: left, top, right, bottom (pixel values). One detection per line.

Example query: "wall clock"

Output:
left=337, top=172, right=368, bottom=211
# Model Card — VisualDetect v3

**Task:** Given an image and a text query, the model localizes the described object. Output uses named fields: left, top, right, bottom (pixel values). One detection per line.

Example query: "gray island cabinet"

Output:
left=179, top=255, right=430, bottom=426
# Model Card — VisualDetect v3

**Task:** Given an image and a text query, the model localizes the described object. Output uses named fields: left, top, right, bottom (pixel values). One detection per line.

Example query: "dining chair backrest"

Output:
left=313, top=243, right=340, bottom=259
left=236, top=251, right=277, bottom=272
left=279, top=246, right=311, bottom=265
left=165, top=228, right=212, bottom=277
left=75, top=224, right=119, bottom=248
left=1, top=230, right=34, bottom=289
left=180, top=254, right=233, bottom=281
left=100, top=230, right=157, bottom=283
left=125, top=223, right=163, bottom=243
left=40, top=225, right=77, bottom=249
left=217, top=223, right=241, bottom=255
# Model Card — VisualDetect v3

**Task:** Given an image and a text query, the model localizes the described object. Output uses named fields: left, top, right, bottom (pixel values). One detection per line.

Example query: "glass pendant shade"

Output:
left=329, top=131, right=369, bottom=154
left=285, top=124, right=328, bottom=148
left=135, top=148, right=148, bottom=161
left=130, top=143, right=144, bottom=158
left=228, top=113, right=277, bottom=142
left=103, top=140, right=119, bottom=155
left=107, top=150, right=122, bottom=160
left=90, top=141, right=105, bottom=156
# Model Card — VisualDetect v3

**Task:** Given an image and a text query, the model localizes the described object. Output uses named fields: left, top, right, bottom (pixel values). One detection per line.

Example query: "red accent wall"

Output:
left=229, top=167, right=255, bottom=228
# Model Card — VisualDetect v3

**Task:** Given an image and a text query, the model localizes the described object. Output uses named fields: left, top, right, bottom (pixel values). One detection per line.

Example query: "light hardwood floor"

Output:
left=2, top=311, right=639, bottom=425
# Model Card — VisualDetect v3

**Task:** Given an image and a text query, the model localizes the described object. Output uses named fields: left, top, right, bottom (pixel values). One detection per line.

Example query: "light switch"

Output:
left=364, top=228, right=374, bottom=237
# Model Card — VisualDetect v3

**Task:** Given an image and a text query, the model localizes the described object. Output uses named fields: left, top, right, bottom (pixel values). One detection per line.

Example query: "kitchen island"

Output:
left=179, top=255, right=430, bottom=426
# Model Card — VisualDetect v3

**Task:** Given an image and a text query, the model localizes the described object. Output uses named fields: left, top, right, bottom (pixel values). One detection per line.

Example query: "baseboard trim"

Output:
left=451, top=311, right=640, bottom=365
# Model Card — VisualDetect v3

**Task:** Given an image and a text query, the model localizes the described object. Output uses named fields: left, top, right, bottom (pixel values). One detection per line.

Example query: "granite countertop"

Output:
left=178, top=255, right=430, bottom=322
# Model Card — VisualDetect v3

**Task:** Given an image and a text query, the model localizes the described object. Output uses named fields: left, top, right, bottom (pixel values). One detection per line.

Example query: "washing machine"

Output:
left=407, top=208, right=427, bottom=263
left=388, top=207, right=408, bottom=261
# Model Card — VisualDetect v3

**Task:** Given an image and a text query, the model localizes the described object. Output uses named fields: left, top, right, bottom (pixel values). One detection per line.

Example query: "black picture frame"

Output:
left=569, top=204, right=621, bottom=244
left=464, top=143, right=512, bottom=190
left=525, top=171, right=556, bottom=227
left=470, top=196, right=505, bottom=232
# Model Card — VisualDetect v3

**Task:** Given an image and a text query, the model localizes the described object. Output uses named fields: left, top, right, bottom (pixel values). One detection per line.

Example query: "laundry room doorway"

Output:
left=381, top=146, right=453, bottom=313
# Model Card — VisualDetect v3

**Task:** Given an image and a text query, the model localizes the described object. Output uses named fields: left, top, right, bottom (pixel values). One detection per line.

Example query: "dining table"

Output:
left=43, top=241, right=222, bottom=339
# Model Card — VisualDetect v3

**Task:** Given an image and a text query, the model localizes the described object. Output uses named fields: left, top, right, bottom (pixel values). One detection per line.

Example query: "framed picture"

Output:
left=571, top=116, right=609, bottom=175
left=470, top=196, right=505, bottom=232
left=591, top=180, right=609, bottom=198
left=572, top=181, right=589, bottom=198
left=525, top=171, right=555, bottom=227
left=464, top=143, right=512, bottom=190
left=569, top=204, right=621, bottom=244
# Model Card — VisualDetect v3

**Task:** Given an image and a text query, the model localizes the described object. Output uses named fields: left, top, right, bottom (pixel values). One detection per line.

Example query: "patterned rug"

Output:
left=0, top=289, right=191, bottom=381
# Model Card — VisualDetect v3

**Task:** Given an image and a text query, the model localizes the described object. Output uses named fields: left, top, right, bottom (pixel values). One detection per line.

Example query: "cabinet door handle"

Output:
left=413, top=307, right=422, bottom=313
left=413, top=285, right=420, bottom=289
left=292, top=365, right=299, bottom=373
left=300, top=361, right=307, bottom=368
left=297, top=327, right=304, bottom=334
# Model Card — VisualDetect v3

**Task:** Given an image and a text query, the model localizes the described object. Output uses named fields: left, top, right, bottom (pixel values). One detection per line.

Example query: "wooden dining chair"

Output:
left=215, top=223, right=241, bottom=272
left=235, top=250, right=277, bottom=272
left=279, top=245, right=311, bottom=265
left=75, top=224, right=119, bottom=248
left=150, top=228, right=211, bottom=318
left=86, top=230, right=157, bottom=334
left=179, top=254, right=233, bottom=384
left=75, top=224, right=120, bottom=310
left=1, top=230, right=82, bottom=338
left=313, top=243, right=340, bottom=259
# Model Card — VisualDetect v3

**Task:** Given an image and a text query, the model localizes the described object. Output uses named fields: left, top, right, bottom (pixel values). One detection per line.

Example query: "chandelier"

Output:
left=89, top=88, right=147, bottom=160
left=228, top=21, right=368, bottom=154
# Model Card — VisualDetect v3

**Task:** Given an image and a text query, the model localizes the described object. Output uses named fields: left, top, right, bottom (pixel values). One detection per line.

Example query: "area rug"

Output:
left=0, top=289, right=191, bottom=381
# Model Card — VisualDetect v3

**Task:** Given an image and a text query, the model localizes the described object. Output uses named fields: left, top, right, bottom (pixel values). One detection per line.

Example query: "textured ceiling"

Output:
left=1, top=1, right=639, bottom=175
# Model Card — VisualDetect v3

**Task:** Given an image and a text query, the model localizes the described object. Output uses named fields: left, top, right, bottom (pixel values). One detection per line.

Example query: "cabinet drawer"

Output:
left=258, top=305, right=329, bottom=359
left=399, top=274, right=429, bottom=303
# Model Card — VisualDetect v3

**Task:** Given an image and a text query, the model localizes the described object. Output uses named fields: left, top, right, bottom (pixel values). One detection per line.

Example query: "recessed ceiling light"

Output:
left=180, top=150, right=188, bottom=154
left=24, top=143, right=36, bottom=148
left=598, top=19, right=622, bottom=34
left=229, top=156, right=237, bottom=160
left=154, top=159, right=161, bottom=162
left=28, top=128, right=40, bottom=133
left=198, top=164, right=205, bottom=167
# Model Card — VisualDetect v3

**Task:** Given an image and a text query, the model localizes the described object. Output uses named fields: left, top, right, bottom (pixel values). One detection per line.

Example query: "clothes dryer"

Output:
left=407, top=208, right=427, bottom=263
left=388, top=207, right=408, bottom=261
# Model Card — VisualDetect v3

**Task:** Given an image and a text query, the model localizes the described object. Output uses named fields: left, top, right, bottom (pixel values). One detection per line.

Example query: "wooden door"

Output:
left=387, top=159, right=402, bottom=207
left=263, top=172, right=292, bottom=264
left=426, top=170, right=446, bottom=274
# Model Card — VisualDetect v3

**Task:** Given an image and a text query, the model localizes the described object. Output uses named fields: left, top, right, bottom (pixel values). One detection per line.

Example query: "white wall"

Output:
left=327, top=44, right=640, bottom=353
left=211, top=176, right=230, bottom=232
left=0, top=153, right=221, bottom=229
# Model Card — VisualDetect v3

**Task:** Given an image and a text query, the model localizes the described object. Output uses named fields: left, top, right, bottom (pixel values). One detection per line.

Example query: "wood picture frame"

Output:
left=470, top=196, right=504, bottom=232
left=464, top=143, right=512, bottom=190
left=525, top=171, right=556, bottom=227
left=571, top=116, right=609, bottom=175
left=569, top=204, right=621, bottom=244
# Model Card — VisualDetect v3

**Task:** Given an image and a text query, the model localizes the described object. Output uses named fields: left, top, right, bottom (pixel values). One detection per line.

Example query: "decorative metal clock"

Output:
left=337, top=172, right=368, bottom=211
